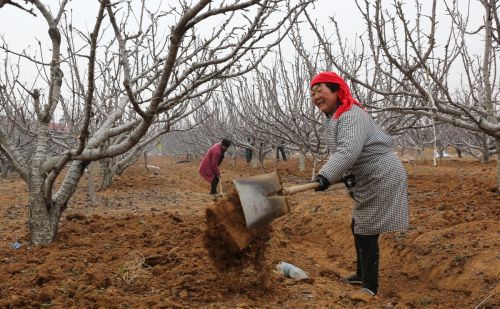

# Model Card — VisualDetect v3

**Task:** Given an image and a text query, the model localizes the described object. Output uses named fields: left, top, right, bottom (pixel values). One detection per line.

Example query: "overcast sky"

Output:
left=0, top=0, right=487, bottom=86
left=0, top=1, right=362, bottom=50
left=0, top=1, right=365, bottom=84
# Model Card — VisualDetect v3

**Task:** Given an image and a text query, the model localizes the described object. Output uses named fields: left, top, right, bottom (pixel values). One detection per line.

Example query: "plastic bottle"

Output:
left=10, top=241, right=22, bottom=250
left=276, top=261, right=309, bottom=280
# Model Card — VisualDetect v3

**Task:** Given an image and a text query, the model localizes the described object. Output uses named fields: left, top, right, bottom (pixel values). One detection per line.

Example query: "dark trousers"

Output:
left=245, top=148, right=252, bottom=163
left=351, top=219, right=379, bottom=294
left=210, top=176, right=219, bottom=194
left=276, top=147, right=286, bottom=160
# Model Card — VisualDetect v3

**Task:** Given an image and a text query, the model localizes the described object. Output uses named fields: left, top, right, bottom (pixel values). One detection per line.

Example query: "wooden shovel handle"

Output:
left=281, top=182, right=320, bottom=196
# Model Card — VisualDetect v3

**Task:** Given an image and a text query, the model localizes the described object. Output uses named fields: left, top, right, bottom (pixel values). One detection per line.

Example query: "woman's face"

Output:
left=310, top=83, right=339, bottom=114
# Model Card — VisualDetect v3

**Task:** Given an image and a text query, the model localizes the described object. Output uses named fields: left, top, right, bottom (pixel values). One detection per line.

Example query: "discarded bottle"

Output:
left=10, top=241, right=22, bottom=250
left=276, top=261, right=309, bottom=280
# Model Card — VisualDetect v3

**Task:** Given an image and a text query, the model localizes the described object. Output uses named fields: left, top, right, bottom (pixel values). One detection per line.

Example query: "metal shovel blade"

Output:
left=233, top=172, right=289, bottom=229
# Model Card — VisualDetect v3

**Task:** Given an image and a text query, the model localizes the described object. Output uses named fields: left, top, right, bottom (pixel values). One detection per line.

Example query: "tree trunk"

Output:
left=481, top=134, right=490, bottom=163
left=496, top=139, right=500, bottom=193
left=231, top=150, right=237, bottom=165
left=0, top=157, right=10, bottom=178
left=251, top=155, right=258, bottom=168
left=258, top=150, right=265, bottom=170
left=310, top=156, right=318, bottom=181
left=273, top=145, right=278, bottom=166
left=416, top=149, right=422, bottom=161
left=143, top=152, right=148, bottom=170
left=29, top=160, right=89, bottom=244
left=432, top=117, right=437, bottom=166
left=87, top=162, right=97, bottom=206
left=100, top=158, right=113, bottom=189
left=1, top=164, right=8, bottom=178
left=299, top=153, right=305, bottom=172
left=28, top=186, right=60, bottom=245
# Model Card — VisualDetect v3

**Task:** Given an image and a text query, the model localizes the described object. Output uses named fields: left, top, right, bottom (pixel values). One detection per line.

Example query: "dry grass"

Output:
left=114, top=251, right=149, bottom=285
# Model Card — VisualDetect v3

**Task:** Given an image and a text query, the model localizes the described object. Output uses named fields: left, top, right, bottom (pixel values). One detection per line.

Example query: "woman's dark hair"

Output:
left=221, top=139, right=232, bottom=147
left=325, top=82, right=339, bottom=93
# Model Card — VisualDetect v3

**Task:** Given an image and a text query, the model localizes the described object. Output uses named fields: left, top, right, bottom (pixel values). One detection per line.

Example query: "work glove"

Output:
left=315, top=174, right=331, bottom=191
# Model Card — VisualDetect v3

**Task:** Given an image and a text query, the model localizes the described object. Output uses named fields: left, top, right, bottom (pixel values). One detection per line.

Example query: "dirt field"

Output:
left=0, top=155, right=498, bottom=308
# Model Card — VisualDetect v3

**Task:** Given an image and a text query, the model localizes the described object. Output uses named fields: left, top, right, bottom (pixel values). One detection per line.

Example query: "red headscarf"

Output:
left=310, top=71, right=364, bottom=119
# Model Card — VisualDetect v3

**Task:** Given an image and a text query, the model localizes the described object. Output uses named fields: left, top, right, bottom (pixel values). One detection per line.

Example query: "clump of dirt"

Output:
left=204, top=188, right=272, bottom=275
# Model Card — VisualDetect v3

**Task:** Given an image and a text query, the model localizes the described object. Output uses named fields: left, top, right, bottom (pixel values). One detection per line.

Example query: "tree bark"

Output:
left=87, top=162, right=97, bottom=206
left=143, top=152, right=148, bottom=171
left=482, top=135, right=490, bottom=163
left=0, top=158, right=9, bottom=178
left=100, top=158, right=113, bottom=189
left=299, top=152, right=305, bottom=172
left=497, top=139, right=500, bottom=193
left=28, top=182, right=59, bottom=244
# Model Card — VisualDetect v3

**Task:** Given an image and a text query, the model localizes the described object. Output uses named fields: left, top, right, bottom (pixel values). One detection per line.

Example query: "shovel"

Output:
left=233, top=171, right=319, bottom=229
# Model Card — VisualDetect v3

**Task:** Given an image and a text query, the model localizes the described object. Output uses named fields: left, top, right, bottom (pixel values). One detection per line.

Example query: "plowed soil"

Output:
left=0, top=155, right=498, bottom=308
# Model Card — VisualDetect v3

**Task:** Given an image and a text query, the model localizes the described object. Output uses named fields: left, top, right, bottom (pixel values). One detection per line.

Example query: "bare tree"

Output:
left=0, top=0, right=35, bottom=16
left=222, top=50, right=328, bottom=177
left=307, top=0, right=500, bottom=191
left=188, top=29, right=332, bottom=176
left=0, top=0, right=314, bottom=244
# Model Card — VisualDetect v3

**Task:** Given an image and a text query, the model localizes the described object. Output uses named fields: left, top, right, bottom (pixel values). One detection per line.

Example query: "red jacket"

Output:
left=199, top=143, right=224, bottom=182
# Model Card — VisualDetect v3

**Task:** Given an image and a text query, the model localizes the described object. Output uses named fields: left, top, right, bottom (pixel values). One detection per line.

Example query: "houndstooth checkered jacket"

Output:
left=319, top=105, right=409, bottom=235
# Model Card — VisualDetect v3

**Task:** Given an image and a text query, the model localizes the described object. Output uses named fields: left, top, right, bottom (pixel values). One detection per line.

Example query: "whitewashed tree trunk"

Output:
left=28, top=181, right=59, bottom=244
left=251, top=154, right=259, bottom=169
left=299, top=152, right=305, bottom=172
left=143, top=152, right=148, bottom=171
left=481, top=135, right=491, bottom=163
left=29, top=160, right=89, bottom=244
left=497, top=139, right=500, bottom=192
left=432, top=117, right=437, bottom=166
left=0, top=157, right=10, bottom=178
left=87, top=162, right=97, bottom=206
left=309, top=156, right=318, bottom=181
left=230, top=150, right=237, bottom=165
left=100, top=159, right=113, bottom=189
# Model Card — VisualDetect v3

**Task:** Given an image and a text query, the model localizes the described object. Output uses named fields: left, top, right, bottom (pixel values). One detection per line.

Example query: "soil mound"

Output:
left=1, top=156, right=498, bottom=308
left=204, top=188, right=272, bottom=272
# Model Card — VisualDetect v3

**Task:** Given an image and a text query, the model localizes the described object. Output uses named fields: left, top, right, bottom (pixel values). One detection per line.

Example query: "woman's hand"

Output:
left=315, top=174, right=331, bottom=191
